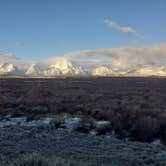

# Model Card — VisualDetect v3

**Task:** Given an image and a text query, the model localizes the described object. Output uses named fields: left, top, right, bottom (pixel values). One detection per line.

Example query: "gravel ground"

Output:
left=0, top=125, right=166, bottom=166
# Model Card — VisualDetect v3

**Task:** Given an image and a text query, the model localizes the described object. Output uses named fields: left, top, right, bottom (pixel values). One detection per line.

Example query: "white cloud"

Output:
left=0, top=51, right=32, bottom=70
left=65, top=43, right=166, bottom=70
left=104, top=19, right=142, bottom=38
left=0, top=52, right=15, bottom=60
left=1, top=43, right=166, bottom=75
left=0, top=52, right=14, bottom=59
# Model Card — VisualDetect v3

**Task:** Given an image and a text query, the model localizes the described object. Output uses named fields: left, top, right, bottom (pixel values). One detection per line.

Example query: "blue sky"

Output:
left=0, top=0, right=165, bottom=61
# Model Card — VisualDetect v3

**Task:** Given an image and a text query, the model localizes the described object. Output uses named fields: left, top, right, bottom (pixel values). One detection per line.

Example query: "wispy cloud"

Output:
left=0, top=51, right=15, bottom=60
left=104, top=19, right=143, bottom=38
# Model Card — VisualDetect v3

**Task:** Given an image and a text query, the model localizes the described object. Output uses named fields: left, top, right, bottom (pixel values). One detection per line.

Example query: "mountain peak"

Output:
left=92, top=66, right=112, bottom=76
left=1, top=61, right=166, bottom=77
left=0, top=63, right=17, bottom=75
left=48, top=58, right=84, bottom=76
left=137, top=66, right=166, bottom=76
left=26, top=64, right=41, bottom=76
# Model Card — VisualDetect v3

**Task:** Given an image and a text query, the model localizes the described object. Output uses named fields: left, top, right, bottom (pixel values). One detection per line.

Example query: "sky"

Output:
left=0, top=0, right=166, bottom=67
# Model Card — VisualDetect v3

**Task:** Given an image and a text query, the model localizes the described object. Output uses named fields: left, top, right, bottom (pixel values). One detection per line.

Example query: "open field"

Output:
left=0, top=77, right=166, bottom=165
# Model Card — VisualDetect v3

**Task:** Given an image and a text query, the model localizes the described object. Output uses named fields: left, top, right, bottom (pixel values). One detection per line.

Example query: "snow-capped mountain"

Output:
left=136, top=66, right=166, bottom=77
left=92, top=66, right=113, bottom=76
left=43, top=58, right=85, bottom=76
left=1, top=59, right=166, bottom=77
left=26, top=64, right=41, bottom=76
left=0, top=63, right=4, bottom=68
left=0, top=63, right=18, bottom=75
left=42, top=66, right=62, bottom=76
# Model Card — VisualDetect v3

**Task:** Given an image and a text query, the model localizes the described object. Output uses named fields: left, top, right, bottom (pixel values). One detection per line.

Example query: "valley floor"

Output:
left=1, top=77, right=166, bottom=165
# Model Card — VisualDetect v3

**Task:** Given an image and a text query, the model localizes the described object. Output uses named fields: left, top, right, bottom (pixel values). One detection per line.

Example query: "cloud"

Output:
left=104, top=19, right=142, bottom=38
left=1, top=43, right=166, bottom=74
left=65, top=43, right=166, bottom=70
left=0, top=52, right=15, bottom=60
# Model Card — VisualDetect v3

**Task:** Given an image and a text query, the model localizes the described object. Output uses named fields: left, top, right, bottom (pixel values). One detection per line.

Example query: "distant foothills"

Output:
left=1, top=58, right=166, bottom=77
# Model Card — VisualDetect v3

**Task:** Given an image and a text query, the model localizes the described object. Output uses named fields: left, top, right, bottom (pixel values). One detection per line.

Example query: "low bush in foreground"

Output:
left=12, top=153, right=65, bottom=166
left=74, top=117, right=95, bottom=133
left=12, top=154, right=52, bottom=166
left=11, top=153, right=95, bottom=166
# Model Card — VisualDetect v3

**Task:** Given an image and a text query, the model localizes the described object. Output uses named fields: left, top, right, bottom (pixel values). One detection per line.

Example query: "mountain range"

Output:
left=1, top=58, right=166, bottom=77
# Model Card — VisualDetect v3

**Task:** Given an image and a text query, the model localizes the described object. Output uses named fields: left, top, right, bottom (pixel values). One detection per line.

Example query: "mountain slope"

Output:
left=0, top=63, right=18, bottom=75
left=2, top=60, right=166, bottom=77
left=43, top=58, right=85, bottom=76
left=136, top=66, right=166, bottom=77
left=92, top=66, right=112, bottom=76
left=42, top=66, right=62, bottom=76
left=26, top=64, right=41, bottom=76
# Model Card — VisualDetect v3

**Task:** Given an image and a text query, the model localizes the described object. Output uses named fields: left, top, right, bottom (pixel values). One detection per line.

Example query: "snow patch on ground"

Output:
left=95, top=120, right=110, bottom=127
left=64, top=117, right=81, bottom=130
left=0, top=117, right=53, bottom=127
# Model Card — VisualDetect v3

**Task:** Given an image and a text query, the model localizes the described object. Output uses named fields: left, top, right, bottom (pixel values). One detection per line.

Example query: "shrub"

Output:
left=91, top=108, right=112, bottom=120
left=75, top=117, right=95, bottom=133
left=158, top=112, right=166, bottom=144
left=10, top=109, right=25, bottom=118
left=95, top=121, right=112, bottom=135
left=11, top=153, right=88, bottom=166
left=12, top=153, right=52, bottom=166
left=130, top=116, right=160, bottom=142
left=50, top=116, right=65, bottom=128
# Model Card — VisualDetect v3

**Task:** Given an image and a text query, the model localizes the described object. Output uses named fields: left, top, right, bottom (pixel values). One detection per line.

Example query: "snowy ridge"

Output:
left=136, top=66, right=166, bottom=77
left=1, top=58, right=166, bottom=77
left=41, top=58, right=85, bottom=76
left=25, top=64, right=41, bottom=76
left=0, top=63, right=18, bottom=75
left=92, top=66, right=113, bottom=76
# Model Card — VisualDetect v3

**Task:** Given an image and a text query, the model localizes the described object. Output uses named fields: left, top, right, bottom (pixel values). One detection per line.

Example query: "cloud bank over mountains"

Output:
left=66, top=43, right=166, bottom=69
left=0, top=43, right=166, bottom=77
